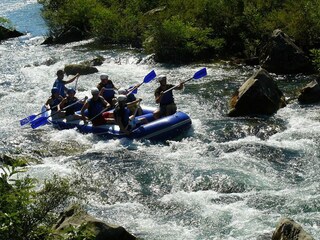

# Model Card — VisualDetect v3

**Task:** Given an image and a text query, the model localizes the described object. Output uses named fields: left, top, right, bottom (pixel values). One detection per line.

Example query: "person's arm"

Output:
left=174, top=82, right=184, bottom=90
left=64, top=73, right=80, bottom=84
left=45, top=98, right=52, bottom=110
left=100, top=96, right=111, bottom=109
left=127, top=98, right=142, bottom=107
left=58, top=98, right=66, bottom=111
left=81, top=101, right=89, bottom=121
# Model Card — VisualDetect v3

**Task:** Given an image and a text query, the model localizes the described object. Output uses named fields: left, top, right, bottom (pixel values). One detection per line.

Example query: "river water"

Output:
left=1, top=1, right=320, bottom=239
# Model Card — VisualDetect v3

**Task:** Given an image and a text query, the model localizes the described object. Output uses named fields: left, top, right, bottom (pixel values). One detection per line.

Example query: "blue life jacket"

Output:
left=88, top=97, right=105, bottom=119
left=102, top=82, right=115, bottom=100
left=155, top=84, right=174, bottom=106
left=53, top=79, right=66, bottom=97
left=50, top=97, right=62, bottom=111
left=114, top=105, right=130, bottom=128
left=64, top=97, right=78, bottom=116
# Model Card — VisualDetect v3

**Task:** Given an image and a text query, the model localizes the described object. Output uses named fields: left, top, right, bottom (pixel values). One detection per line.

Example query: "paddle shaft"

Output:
left=162, top=77, right=193, bottom=94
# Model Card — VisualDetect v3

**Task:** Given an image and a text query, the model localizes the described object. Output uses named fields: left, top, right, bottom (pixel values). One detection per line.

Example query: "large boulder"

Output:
left=42, top=26, right=86, bottom=45
left=64, top=64, right=98, bottom=76
left=260, top=29, right=314, bottom=74
left=228, top=68, right=286, bottom=117
left=272, top=218, right=314, bottom=240
left=54, top=205, right=136, bottom=240
left=0, top=26, right=23, bottom=41
left=298, top=79, right=320, bottom=104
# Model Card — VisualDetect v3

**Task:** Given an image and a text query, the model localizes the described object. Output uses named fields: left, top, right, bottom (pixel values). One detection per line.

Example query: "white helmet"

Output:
left=117, top=94, right=127, bottom=102
left=91, top=87, right=99, bottom=95
left=100, top=73, right=108, bottom=80
left=118, top=88, right=127, bottom=95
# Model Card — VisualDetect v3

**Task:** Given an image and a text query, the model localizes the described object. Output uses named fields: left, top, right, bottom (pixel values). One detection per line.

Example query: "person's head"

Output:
left=117, top=94, right=127, bottom=107
left=56, top=70, right=64, bottom=80
left=118, top=88, right=127, bottom=95
left=67, top=88, right=76, bottom=97
left=158, top=75, right=167, bottom=86
left=51, top=87, right=59, bottom=96
left=100, top=73, right=109, bottom=83
left=91, top=87, right=100, bottom=98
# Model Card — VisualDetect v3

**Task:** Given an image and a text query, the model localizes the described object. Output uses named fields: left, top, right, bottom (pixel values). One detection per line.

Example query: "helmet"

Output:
left=117, top=94, right=127, bottom=102
left=91, top=87, right=100, bottom=95
left=118, top=88, right=127, bottom=95
left=100, top=73, right=108, bottom=80
left=157, top=75, right=167, bottom=82
left=67, top=88, right=76, bottom=94
left=51, top=87, right=59, bottom=94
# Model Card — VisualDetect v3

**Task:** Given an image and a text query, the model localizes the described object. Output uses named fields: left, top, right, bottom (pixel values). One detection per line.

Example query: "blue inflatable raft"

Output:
left=47, top=106, right=192, bottom=141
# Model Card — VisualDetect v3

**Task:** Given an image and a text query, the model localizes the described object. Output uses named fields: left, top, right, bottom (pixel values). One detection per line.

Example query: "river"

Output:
left=1, top=1, right=320, bottom=239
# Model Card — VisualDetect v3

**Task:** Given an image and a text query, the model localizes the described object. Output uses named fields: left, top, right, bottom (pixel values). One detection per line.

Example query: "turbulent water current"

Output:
left=1, top=1, right=320, bottom=239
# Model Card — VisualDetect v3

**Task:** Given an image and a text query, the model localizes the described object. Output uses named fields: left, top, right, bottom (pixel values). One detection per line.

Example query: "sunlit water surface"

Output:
left=1, top=1, right=320, bottom=239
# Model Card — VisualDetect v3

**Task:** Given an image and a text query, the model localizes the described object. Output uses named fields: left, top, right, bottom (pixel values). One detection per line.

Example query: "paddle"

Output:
left=126, top=70, right=156, bottom=95
left=20, top=107, right=52, bottom=126
left=74, top=75, right=80, bottom=90
left=162, top=67, right=207, bottom=94
left=30, top=97, right=87, bottom=129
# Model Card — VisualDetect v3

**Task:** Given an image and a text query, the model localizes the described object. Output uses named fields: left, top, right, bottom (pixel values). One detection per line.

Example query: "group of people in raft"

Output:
left=45, top=69, right=184, bottom=134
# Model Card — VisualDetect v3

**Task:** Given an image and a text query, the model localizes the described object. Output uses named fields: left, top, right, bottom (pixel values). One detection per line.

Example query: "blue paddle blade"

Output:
left=193, top=68, right=207, bottom=79
left=143, top=70, right=156, bottom=83
left=20, top=115, right=36, bottom=126
left=30, top=117, right=49, bottom=129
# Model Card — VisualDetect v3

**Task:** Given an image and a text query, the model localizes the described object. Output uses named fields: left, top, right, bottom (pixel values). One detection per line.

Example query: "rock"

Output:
left=298, top=79, right=320, bottom=104
left=228, top=68, right=286, bottom=117
left=260, top=29, right=314, bottom=74
left=0, top=26, right=23, bottom=41
left=64, top=64, right=98, bottom=76
left=272, top=218, right=315, bottom=240
left=42, top=26, right=85, bottom=45
left=54, top=205, right=136, bottom=240
left=81, top=56, right=105, bottom=67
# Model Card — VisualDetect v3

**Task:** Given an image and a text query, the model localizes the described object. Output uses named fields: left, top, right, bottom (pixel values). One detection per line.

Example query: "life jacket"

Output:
left=155, top=84, right=175, bottom=106
left=53, top=79, right=66, bottom=97
left=114, top=105, right=130, bottom=129
left=98, top=81, right=115, bottom=101
left=88, top=97, right=105, bottom=119
left=64, top=97, right=78, bottom=116
left=49, top=96, right=62, bottom=111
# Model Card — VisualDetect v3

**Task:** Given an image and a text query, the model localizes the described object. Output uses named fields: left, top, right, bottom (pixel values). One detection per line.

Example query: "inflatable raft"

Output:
left=46, top=106, right=192, bottom=141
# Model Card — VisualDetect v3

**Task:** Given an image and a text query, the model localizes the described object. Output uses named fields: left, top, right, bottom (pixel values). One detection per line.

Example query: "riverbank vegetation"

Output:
left=0, top=165, right=91, bottom=240
left=38, top=0, right=320, bottom=63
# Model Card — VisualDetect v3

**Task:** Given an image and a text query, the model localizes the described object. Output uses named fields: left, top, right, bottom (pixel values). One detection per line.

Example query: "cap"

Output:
left=91, top=87, right=100, bottom=95
left=157, top=75, right=167, bottom=82
left=67, top=88, right=76, bottom=94
left=118, top=88, right=127, bottom=95
left=100, top=73, right=109, bottom=80
left=117, top=94, right=127, bottom=102
left=51, top=87, right=59, bottom=94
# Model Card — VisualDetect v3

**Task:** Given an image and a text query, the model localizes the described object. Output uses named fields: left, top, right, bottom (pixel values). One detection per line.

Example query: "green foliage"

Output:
left=310, top=49, right=320, bottom=71
left=38, top=0, right=320, bottom=63
left=0, top=16, right=13, bottom=30
left=0, top=165, right=74, bottom=240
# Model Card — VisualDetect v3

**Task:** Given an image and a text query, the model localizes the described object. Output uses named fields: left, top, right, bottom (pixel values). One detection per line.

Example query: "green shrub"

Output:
left=0, top=165, right=74, bottom=240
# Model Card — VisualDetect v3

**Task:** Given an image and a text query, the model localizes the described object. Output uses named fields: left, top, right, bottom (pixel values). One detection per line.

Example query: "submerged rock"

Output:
left=260, top=29, right=314, bottom=74
left=298, top=79, right=320, bottom=104
left=272, top=218, right=314, bottom=240
left=228, top=68, right=286, bottom=117
left=54, top=205, right=136, bottom=240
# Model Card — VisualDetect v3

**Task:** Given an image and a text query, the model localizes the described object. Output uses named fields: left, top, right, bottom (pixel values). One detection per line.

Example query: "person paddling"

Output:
left=58, top=88, right=84, bottom=121
left=53, top=70, right=79, bottom=97
left=113, top=95, right=144, bottom=135
left=97, top=73, right=117, bottom=107
left=45, top=87, right=64, bottom=119
left=81, top=88, right=111, bottom=126
left=153, top=75, right=184, bottom=119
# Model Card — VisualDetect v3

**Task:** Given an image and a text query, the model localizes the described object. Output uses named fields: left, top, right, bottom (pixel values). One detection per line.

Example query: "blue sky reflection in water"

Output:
left=1, top=0, right=320, bottom=239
